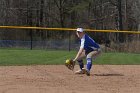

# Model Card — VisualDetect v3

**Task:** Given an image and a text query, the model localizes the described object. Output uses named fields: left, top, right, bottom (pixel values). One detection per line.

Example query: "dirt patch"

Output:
left=0, top=65, right=139, bottom=93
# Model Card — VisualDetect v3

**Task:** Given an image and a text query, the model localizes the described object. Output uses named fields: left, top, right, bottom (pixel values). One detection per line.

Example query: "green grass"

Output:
left=0, top=49, right=140, bottom=66
left=95, top=52, right=140, bottom=65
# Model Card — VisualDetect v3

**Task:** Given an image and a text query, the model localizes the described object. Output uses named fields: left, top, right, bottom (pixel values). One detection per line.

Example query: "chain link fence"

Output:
left=0, top=29, right=139, bottom=53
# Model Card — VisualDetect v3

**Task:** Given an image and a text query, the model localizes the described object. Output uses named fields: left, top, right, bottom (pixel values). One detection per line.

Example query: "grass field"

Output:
left=0, top=49, right=140, bottom=66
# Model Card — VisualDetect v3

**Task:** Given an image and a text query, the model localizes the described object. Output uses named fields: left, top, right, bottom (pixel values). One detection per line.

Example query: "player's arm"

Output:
left=73, top=48, right=84, bottom=61
left=73, top=37, right=85, bottom=61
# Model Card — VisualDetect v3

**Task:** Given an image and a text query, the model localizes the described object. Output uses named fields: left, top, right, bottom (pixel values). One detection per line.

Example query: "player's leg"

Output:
left=85, top=50, right=101, bottom=76
left=75, top=52, right=86, bottom=74
left=77, top=60, right=84, bottom=70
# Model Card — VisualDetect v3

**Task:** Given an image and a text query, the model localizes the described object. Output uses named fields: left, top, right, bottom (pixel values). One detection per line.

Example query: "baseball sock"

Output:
left=78, top=60, right=84, bottom=70
left=86, top=58, right=92, bottom=71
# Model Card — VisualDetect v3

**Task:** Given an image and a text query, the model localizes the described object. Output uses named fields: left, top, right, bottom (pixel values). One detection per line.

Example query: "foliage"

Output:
left=0, top=0, right=139, bottom=53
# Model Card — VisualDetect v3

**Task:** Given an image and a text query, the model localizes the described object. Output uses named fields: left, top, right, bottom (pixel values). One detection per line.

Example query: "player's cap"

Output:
left=76, top=28, right=84, bottom=32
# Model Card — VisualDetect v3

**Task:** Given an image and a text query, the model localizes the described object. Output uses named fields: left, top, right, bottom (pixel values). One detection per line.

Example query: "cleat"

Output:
left=75, top=70, right=85, bottom=74
left=82, top=68, right=90, bottom=76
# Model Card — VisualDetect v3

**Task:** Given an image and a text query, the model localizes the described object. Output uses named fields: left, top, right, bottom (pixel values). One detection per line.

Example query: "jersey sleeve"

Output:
left=80, top=38, right=85, bottom=49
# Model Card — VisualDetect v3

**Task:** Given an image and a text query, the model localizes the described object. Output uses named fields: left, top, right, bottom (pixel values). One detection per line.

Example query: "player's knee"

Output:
left=87, top=54, right=92, bottom=59
left=77, top=60, right=83, bottom=63
left=77, top=60, right=84, bottom=65
left=86, top=58, right=92, bottom=64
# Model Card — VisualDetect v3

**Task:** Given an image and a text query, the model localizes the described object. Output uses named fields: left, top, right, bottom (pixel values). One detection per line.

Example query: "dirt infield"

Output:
left=0, top=65, right=139, bottom=93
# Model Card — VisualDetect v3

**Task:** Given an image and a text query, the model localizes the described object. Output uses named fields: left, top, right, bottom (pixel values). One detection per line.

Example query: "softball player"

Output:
left=73, top=28, right=101, bottom=76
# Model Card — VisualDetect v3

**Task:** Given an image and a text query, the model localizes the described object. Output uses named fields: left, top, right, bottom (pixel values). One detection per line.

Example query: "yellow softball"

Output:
left=66, top=59, right=70, bottom=64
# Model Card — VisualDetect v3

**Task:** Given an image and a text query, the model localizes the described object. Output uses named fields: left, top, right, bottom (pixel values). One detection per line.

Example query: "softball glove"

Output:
left=65, top=59, right=75, bottom=71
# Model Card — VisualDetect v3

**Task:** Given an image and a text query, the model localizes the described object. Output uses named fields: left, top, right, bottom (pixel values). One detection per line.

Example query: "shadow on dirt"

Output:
left=93, top=73, right=124, bottom=76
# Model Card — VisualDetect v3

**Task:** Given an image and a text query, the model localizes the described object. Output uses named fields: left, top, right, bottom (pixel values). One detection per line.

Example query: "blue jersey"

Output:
left=80, top=34, right=100, bottom=54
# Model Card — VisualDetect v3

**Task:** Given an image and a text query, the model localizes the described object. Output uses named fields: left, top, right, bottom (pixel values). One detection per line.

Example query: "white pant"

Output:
left=77, top=49, right=101, bottom=61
